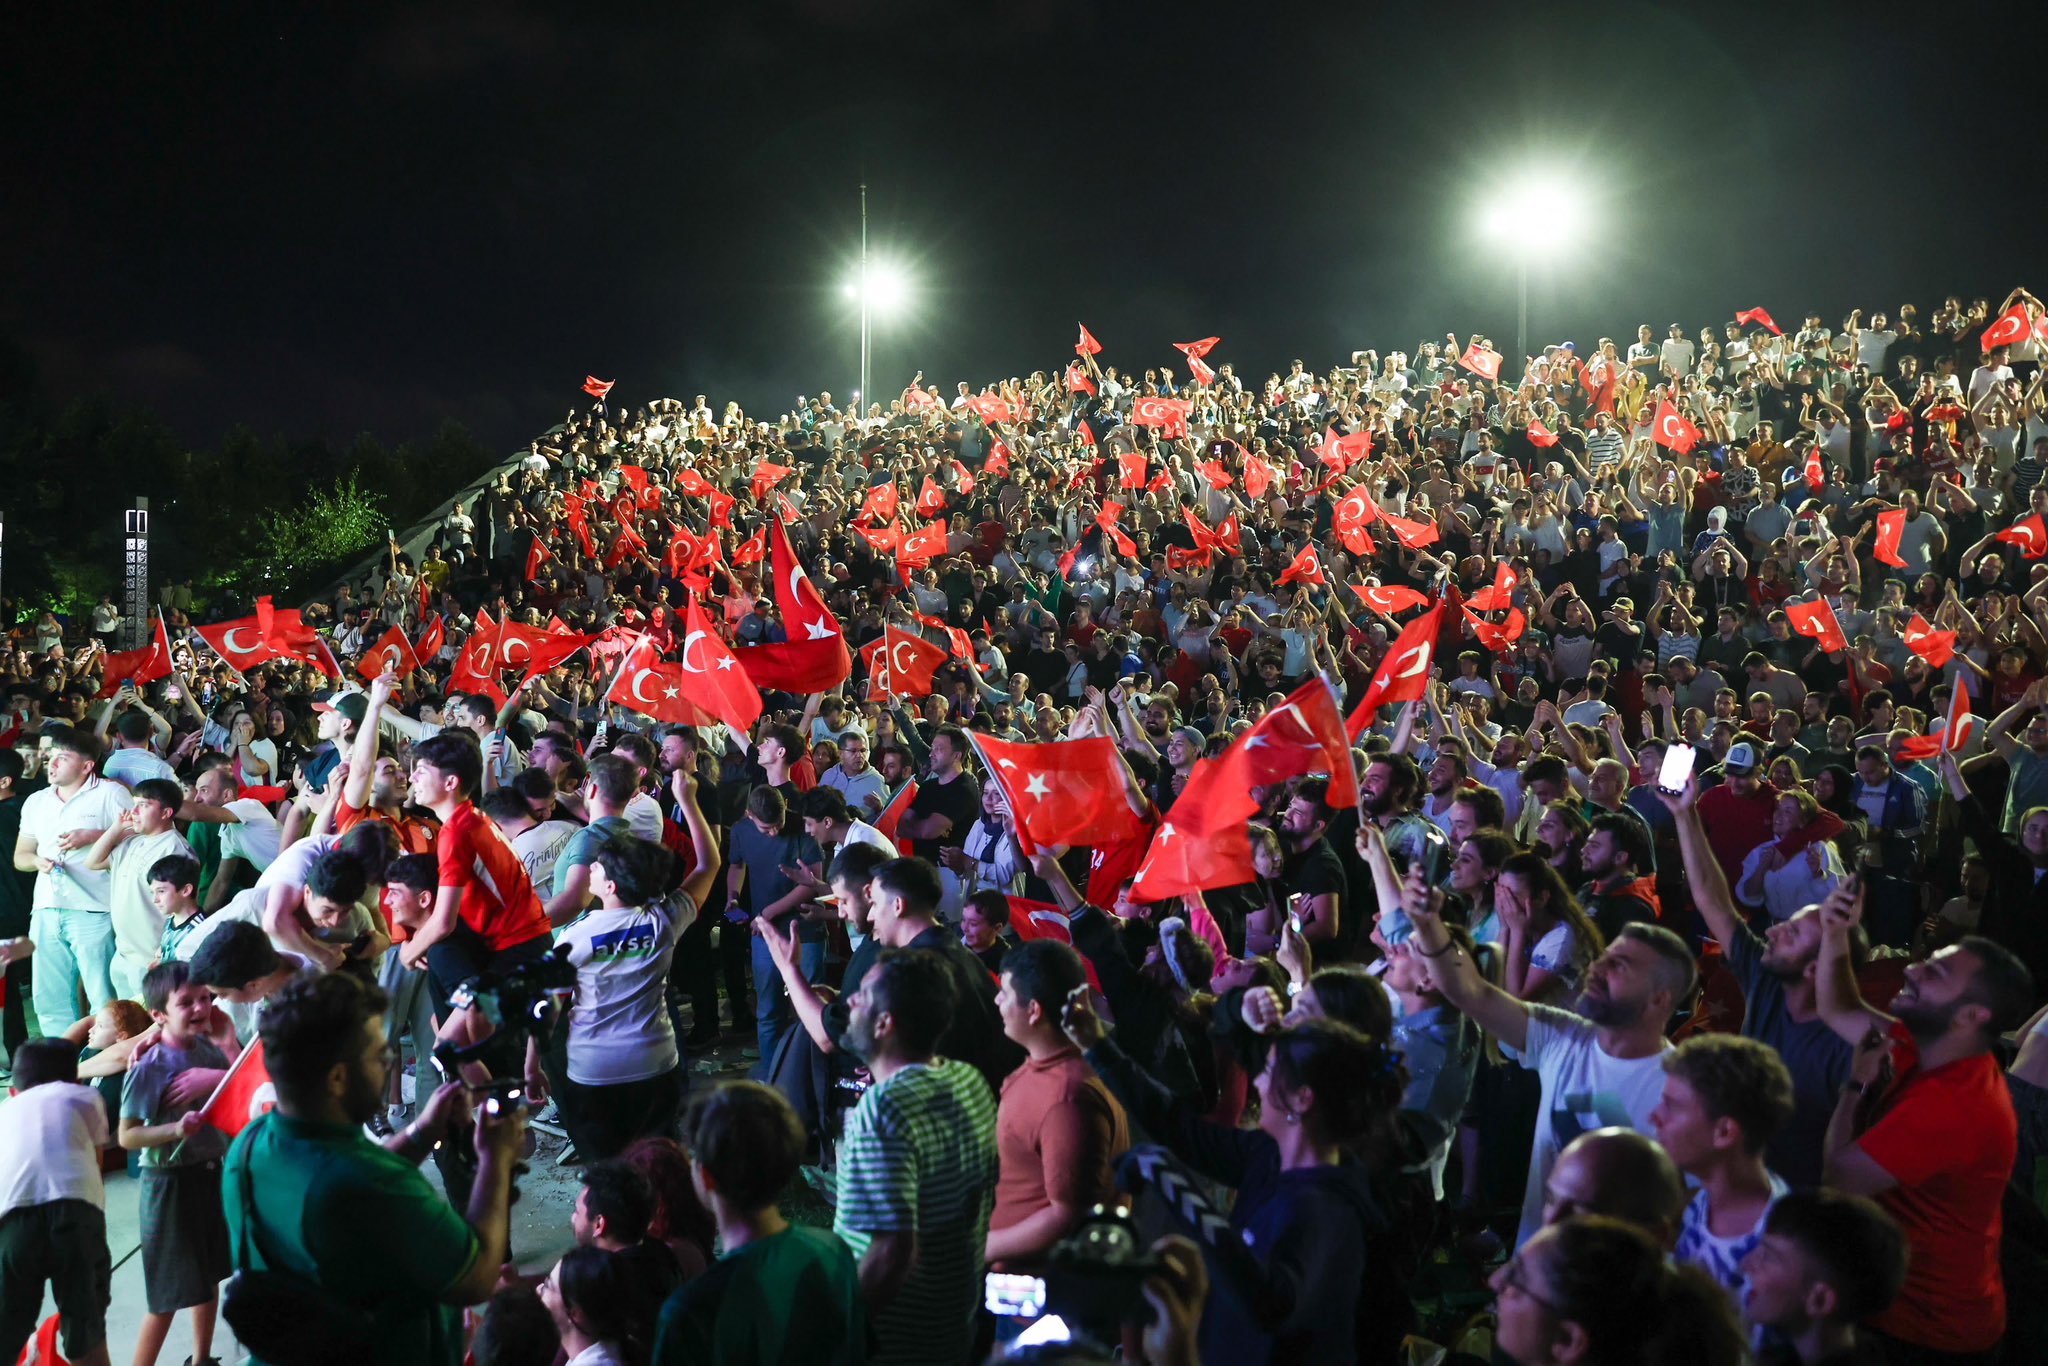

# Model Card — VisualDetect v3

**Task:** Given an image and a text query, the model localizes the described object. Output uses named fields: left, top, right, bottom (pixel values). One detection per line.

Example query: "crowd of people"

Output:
left=5, top=290, right=2048, bottom=1366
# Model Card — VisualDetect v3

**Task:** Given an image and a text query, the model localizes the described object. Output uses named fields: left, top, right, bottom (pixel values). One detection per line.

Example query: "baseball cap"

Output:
left=313, top=690, right=368, bottom=726
left=1171, top=726, right=1205, bottom=753
left=1724, top=741, right=1760, bottom=775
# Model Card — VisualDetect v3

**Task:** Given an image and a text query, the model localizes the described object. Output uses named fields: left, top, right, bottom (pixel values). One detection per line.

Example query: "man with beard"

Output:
left=1277, top=778, right=1351, bottom=954
left=1575, top=814, right=1660, bottom=943
left=1402, top=860, right=1692, bottom=1249
left=1658, top=778, right=1859, bottom=1188
left=1346, top=753, right=1447, bottom=947
left=333, top=671, right=439, bottom=857
left=1813, top=884, right=2032, bottom=1362
left=1419, top=744, right=1468, bottom=837
left=224, top=973, right=524, bottom=1366
left=831, top=949, right=999, bottom=1364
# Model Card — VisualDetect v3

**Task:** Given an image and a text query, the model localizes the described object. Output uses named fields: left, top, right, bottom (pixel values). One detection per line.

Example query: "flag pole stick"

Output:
left=167, top=1039, right=263, bottom=1163
left=598, top=630, right=651, bottom=707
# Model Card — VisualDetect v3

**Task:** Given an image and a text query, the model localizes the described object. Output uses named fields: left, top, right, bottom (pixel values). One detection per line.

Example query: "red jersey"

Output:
left=435, top=802, right=551, bottom=952
left=1086, top=813, right=1157, bottom=908
left=334, top=794, right=438, bottom=857
left=1860, top=1020, right=2016, bottom=1353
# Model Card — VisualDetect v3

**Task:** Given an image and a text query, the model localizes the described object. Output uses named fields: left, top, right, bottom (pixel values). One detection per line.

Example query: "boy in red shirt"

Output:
left=1813, top=883, right=2033, bottom=1359
left=398, top=733, right=554, bottom=996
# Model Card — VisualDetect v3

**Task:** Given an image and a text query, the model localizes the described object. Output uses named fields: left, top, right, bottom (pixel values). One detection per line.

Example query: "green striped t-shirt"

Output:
left=834, top=1058, right=1000, bottom=1366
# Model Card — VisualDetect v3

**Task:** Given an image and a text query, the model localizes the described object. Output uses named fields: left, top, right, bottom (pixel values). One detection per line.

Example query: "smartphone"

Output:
left=1657, top=743, right=1697, bottom=796
left=985, top=1272, right=1048, bottom=1319
left=165, top=686, right=183, bottom=701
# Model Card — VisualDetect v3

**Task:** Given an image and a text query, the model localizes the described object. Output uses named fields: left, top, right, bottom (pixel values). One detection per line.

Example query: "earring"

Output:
left=1283, top=1109, right=1300, bottom=1125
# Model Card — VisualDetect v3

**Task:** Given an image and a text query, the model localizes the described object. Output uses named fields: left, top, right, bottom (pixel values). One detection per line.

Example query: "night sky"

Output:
left=5, top=3, right=2045, bottom=457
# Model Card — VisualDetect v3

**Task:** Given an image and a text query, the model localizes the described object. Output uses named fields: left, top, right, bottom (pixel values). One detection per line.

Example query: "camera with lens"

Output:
left=433, top=943, right=578, bottom=1082
left=986, top=1203, right=1159, bottom=1347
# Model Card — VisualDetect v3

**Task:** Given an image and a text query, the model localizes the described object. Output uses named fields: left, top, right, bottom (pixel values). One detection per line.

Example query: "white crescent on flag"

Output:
left=222, top=626, right=261, bottom=655
left=630, top=669, right=662, bottom=702
left=680, top=630, right=709, bottom=673
left=1390, top=642, right=1432, bottom=680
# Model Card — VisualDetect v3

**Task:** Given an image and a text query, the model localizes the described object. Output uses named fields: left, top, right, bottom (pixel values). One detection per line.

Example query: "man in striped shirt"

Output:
left=1585, top=411, right=1626, bottom=471
left=834, top=948, right=1001, bottom=1365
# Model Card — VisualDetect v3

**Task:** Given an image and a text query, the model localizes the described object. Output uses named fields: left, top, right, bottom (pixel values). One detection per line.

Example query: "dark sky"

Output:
left=5, top=2, right=2046, bottom=457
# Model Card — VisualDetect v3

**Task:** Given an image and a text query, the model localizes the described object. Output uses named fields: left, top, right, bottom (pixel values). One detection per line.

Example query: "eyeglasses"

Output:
left=1498, top=1254, right=1564, bottom=1315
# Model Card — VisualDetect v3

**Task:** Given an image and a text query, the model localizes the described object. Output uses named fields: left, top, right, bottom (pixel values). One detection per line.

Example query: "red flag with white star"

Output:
left=1204, top=678, right=1359, bottom=809
left=968, top=733, right=1146, bottom=854
left=1650, top=398, right=1702, bottom=454
left=1457, top=343, right=1503, bottom=381
left=1980, top=302, right=2033, bottom=353
left=1278, top=544, right=1327, bottom=588
left=1996, top=513, right=2048, bottom=559
left=1873, top=509, right=1907, bottom=568
left=1734, top=307, right=1782, bottom=336
left=860, top=625, right=948, bottom=700
left=1346, top=605, right=1445, bottom=738
left=1786, top=597, right=1849, bottom=654
left=1128, top=757, right=1257, bottom=899
left=1076, top=323, right=1104, bottom=356
left=1901, top=613, right=1957, bottom=668
left=1352, top=583, right=1431, bottom=620
left=732, top=519, right=852, bottom=692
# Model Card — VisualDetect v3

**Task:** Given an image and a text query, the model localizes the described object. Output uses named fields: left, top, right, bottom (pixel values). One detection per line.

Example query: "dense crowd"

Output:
left=5, top=289, right=2048, bottom=1366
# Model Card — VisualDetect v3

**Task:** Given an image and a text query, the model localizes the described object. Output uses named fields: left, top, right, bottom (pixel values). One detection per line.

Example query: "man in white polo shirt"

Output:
left=11, top=727, right=131, bottom=1033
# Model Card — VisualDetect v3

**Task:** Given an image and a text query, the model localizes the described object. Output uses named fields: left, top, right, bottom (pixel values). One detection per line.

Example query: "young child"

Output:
left=84, top=777, right=194, bottom=1002
left=118, top=960, right=234, bottom=1366
left=1739, top=1189, right=1908, bottom=1366
left=149, top=853, right=210, bottom=965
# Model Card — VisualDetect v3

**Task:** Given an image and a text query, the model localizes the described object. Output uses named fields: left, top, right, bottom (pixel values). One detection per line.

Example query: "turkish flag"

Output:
left=1205, top=678, right=1360, bottom=809
left=1003, top=897, right=1102, bottom=990
left=1353, top=583, right=1430, bottom=620
left=497, top=620, right=591, bottom=684
left=1078, top=420, right=1098, bottom=448
left=355, top=624, right=420, bottom=684
left=965, top=393, right=1014, bottom=425
left=251, top=598, right=335, bottom=677
left=1332, top=485, right=1378, bottom=557
left=734, top=521, right=853, bottom=693
left=869, top=779, right=917, bottom=846
left=1458, top=343, right=1503, bottom=381
left=1981, top=302, right=2033, bottom=353
left=562, top=495, right=595, bottom=559
left=897, top=522, right=948, bottom=568
left=1873, top=509, right=1907, bottom=568
left=985, top=441, right=1012, bottom=477
left=1346, top=605, right=1445, bottom=737
left=193, top=613, right=276, bottom=673
left=605, top=638, right=713, bottom=728
left=1244, top=454, right=1275, bottom=500
left=1129, top=757, right=1258, bottom=899
left=860, top=481, right=899, bottom=524
left=1119, top=451, right=1148, bottom=489
left=1650, top=398, right=1703, bottom=454
left=603, top=523, right=647, bottom=572
left=949, top=460, right=976, bottom=497
left=1901, top=613, right=1957, bottom=668
left=1527, top=419, right=1560, bottom=448
left=1166, top=545, right=1212, bottom=572
left=1467, top=561, right=1518, bottom=611
left=858, top=522, right=903, bottom=554
left=1997, top=513, right=2048, bottom=559
left=414, top=613, right=445, bottom=662
left=1067, top=364, right=1097, bottom=396
left=969, top=733, right=1146, bottom=853
left=1805, top=447, right=1825, bottom=491
left=917, top=475, right=948, bottom=517
left=448, top=610, right=508, bottom=706
left=861, top=626, right=948, bottom=700
left=706, top=487, right=736, bottom=528
left=1182, top=508, right=1222, bottom=554
left=1213, top=515, right=1243, bottom=556
left=1174, top=336, right=1220, bottom=360
left=524, top=537, right=553, bottom=583
left=1185, top=353, right=1216, bottom=387
left=1786, top=597, right=1849, bottom=654
left=904, top=385, right=942, bottom=412
left=96, top=616, right=173, bottom=698
left=1464, top=606, right=1527, bottom=651
left=582, top=376, right=615, bottom=399
left=731, top=527, right=767, bottom=566
left=1734, top=308, right=1782, bottom=336
left=673, top=466, right=713, bottom=498
left=1278, top=544, right=1327, bottom=588
left=1378, top=510, right=1440, bottom=549
left=1897, top=681, right=1978, bottom=761
left=1197, top=460, right=1234, bottom=490
left=663, top=527, right=717, bottom=584
left=673, top=599, right=764, bottom=729
left=199, top=1039, right=276, bottom=1137
left=911, top=610, right=977, bottom=668
left=1318, top=428, right=1372, bottom=472
left=617, top=465, right=650, bottom=504
left=750, top=462, right=795, bottom=502
left=1076, top=323, right=1104, bottom=356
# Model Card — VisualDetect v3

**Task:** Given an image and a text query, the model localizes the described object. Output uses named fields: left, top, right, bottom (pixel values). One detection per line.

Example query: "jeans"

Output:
left=751, top=930, right=824, bottom=1074
left=29, top=907, right=115, bottom=1035
left=110, top=951, right=150, bottom=1005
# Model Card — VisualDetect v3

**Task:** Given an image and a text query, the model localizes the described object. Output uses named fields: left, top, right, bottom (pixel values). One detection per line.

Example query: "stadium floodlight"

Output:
left=1482, top=172, right=1584, bottom=367
left=847, top=181, right=914, bottom=409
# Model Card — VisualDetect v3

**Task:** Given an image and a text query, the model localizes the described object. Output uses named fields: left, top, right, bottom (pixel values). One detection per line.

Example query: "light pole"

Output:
left=843, top=185, right=908, bottom=413
left=1483, top=176, right=1580, bottom=369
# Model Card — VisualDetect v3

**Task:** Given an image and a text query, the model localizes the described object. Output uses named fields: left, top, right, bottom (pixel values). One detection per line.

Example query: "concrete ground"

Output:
left=12, top=1029, right=764, bottom=1366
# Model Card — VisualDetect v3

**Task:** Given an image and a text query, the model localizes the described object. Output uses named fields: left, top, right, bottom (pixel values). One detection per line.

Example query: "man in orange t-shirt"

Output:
left=1815, top=887, right=2032, bottom=1359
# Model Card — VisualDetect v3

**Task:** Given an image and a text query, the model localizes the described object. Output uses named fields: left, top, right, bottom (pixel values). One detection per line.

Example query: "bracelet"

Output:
left=1415, top=939, right=1453, bottom=959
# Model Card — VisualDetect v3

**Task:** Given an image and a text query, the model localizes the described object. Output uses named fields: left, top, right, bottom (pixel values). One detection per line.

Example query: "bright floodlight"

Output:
left=1486, top=175, right=1581, bottom=247
left=863, top=261, right=909, bottom=315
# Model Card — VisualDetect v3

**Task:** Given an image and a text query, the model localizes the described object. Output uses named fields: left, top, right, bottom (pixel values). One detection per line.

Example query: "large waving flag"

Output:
left=97, top=615, right=173, bottom=698
left=732, top=520, right=853, bottom=692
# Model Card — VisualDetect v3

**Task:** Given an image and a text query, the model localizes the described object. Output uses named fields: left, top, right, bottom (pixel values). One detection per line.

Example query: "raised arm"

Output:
left=1398, top=860, right=1531, bottom=1051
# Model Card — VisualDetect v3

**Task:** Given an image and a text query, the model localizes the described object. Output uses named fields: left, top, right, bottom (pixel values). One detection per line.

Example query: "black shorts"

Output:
left=0, top=1199, right=111, bottom=1359
left=139, top=1164, right=231, bottom=1314
left=426, top=924, right=554, bottom=1011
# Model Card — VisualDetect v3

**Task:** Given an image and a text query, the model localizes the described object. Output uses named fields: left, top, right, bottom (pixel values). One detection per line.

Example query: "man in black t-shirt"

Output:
left=896, top=726, right=981, bottom=866
left=1278, top=778, right=1350, bottom=954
